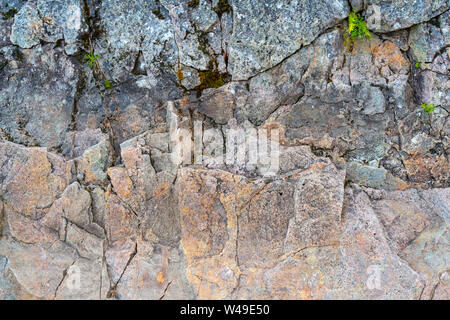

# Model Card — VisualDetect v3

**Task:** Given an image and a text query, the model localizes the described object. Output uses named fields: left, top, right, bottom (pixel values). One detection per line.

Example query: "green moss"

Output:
left=348, top=11, right=371, bottom=39
left=1, top=8, right=18, bottom=20
left=343, top=10, right=371, bottom=51
left=214, top=0, right=232, bottom=18
left=104, top=80, right=113, bottom=89
left=187, top=0, right=200, bottom=8
left=420, top=103, right=436, bottom=114
left=198, top=70, right=225, bottom=89
left=84, top=52, right=99, bottom=67
left=177, top=68, right=184, bottom=82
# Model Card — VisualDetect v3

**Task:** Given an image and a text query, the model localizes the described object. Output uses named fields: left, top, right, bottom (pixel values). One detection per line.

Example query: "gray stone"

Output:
left=277, top=96, right=354, bottom=152
left=409, top=23, right=446, bottom=63
left=98, top=0, right=179, bottom=88
left=199, top=83, right=246, bottom=124
left=439, top=10, right=450, bottom=45
left=44, top=182, right=92, bottom=230
left=177, top=32, right=211, bottom=71
left=0, top=239, right=78, bottom=299
left=336, top=189, right=423, bottom=299
left=0, top=0, right=23, bottom=12
left=10, top=3, right=42, bottom=48
left=115, top=242, right=194, bottom=299
left=245, top=29, right=345, bottom=124
left=102, top=81, right=177, bottom=151
left=371, top=188, right=450, bottom=299
left=358, top=85, right=386, bottom=115
left=0, top=0, right=23, bottom=47
left=75, top=88, right=105, bottom=132
left=246, top=39, right=310, bottom=125
left=78, top=139, right=113, bottom=185
left=66, top=223, right=104, bottom=260
left=55, top=258, right=109, bottom=300
left=0, top=45, right=78, bottom=149
left=278, top=145, right=325, bottom=174
left=178, top=65, right=201, bottom=89
left=0, top=254, right=37, bottom=300
left=417, top=70, right=449, bottom=108
left=381, top=30, right=410, bottom=51
left=284, top=162, right=345, bottom=253
left=346, top=162, right=408, bottom=190
left=36, top=0, right=88, bottom=54
left=62, top=129, right=110, bottom=159
left=229, top=0, right=349, bottom=80
left=365, top=0, right=448, bottom=33
left=10, top=0, right=87, bottom=54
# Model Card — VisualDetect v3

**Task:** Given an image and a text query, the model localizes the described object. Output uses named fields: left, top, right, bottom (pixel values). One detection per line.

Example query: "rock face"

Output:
left=0, top=45, right=79, bottom=149
left=10, top=0, right=87, bottom=53
left=0, top=0, right=449, bottom=300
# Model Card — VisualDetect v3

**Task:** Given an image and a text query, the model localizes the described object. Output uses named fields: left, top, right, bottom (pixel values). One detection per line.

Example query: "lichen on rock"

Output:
left=0, top=0, right=449, bottom=301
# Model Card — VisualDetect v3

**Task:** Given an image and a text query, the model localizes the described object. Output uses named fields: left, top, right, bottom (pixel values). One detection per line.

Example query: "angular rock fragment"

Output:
left=284, top=162, right=345, bottom=254
left=9, top=3, right=42, bottom=48
left=365, top=0, right=448, bottom=33
left=10, top=0, right=88, bottom=53
left=0, top=141, right=73, bottom=220
left=0, top=45, right=79, bottom=149
left=229, top=0, right=349, bottom=80
left=371, top=188, right=450, bottom=300
left=78, top=139, right=113, bottom=185
left=0, top=254, right=38, bottom=300
left=54, top=258, right=109, bottom=300
left=0, top=239, right=78, bottom=299
left=409, top=23, right=446, bottom=64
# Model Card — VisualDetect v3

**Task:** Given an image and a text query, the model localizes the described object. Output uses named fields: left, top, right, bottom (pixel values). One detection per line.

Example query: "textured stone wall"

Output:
left=0, top=0, right=448, bottom=300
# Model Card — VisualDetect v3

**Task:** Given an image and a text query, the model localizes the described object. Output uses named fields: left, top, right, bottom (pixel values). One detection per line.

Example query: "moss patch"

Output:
left=343, top=10, right=371, bottom=51
left=214, top=0, right=232, bottom=18
left=104, top=79, right=113, bottom=90
left=348, top=11, right=371, bottom=39
left=1, top=8, right=18, bottom=20
left=420, top=103, right=436, bottom=114
left=84, top=52, right=99, bottom=67
left=177, top=68, right=184, bottom=82
left=198, top=70, right=224, bottom=88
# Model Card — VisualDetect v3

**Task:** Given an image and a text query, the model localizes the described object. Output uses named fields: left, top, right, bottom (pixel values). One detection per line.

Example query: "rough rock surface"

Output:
left=10, top=0, right=87, bottom=53
left=0, top=0, right=449, bottom=300
left=229, top=0, right=350, bottom=80
left=363, top=0, right=449, bottom=33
